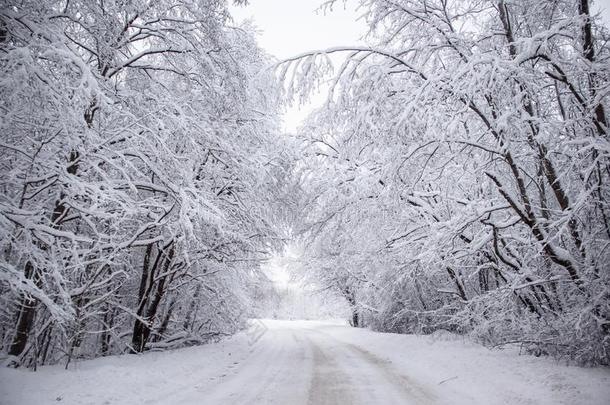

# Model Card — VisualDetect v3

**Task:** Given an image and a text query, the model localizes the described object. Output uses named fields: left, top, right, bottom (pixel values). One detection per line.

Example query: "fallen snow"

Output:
left=0, top=320, right=608, bottom=404
left=310, top=321, right=610, bottom=405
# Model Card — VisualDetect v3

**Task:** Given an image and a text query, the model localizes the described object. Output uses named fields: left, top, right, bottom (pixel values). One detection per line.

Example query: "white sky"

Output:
left=230, top=0, right=366, bottom=132
left=230, top=1, right=364, bottom=60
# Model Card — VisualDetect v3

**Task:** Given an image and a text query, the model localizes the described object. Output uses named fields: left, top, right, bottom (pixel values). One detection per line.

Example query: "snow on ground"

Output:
left=1, top=320, right=608, bottom=405
left=312, top=321, right=610, bottom=405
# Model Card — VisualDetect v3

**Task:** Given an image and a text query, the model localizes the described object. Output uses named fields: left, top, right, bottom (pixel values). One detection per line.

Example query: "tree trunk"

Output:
left=342, top=286, right=359, bottom=327
left=8, top=139, right=84, bottom=362
left=8, top=261, right=38, bottom=359
left=131, top=243, right=174, bottom=352
left=447, top=267, right=467, bottom=301
left=183, top=284, right=202, bottom=331
left=351, top=309, right=359, bottom=328
left=100, top=306, right=115, bottom=356
left=131, top=244, right=159, bottom=352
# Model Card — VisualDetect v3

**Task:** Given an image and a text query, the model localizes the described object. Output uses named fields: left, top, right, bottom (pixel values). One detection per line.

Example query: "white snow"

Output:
left=1, top=320, right=608, bottom=405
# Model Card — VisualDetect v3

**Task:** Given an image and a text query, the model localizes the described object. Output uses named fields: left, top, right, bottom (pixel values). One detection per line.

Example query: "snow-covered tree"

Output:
left=288, top=0, right=610, bottom=365
left=0, top=0, right=290, bottom=367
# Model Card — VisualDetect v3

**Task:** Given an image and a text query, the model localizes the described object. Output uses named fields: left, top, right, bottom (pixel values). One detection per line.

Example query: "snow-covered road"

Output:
left=192, top=321, right=434, bottom=405
left=2, top=320, right=609, bottom=405
left=302, top=326, right=434, bottom=405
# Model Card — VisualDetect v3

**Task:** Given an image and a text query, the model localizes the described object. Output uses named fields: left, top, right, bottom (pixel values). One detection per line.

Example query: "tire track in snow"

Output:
left=166, top=321, right=437, bottom=404
left=304, top=327, right=437, bottom=405
left=197, top=324, right=311, bottom=405
left=307, top=336, right=354, bottom=405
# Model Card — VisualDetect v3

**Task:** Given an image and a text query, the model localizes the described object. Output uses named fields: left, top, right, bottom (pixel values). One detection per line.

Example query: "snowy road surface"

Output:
left=1, top=320, right=609, bottom=405
left=187, top=322, right=434, bottom=405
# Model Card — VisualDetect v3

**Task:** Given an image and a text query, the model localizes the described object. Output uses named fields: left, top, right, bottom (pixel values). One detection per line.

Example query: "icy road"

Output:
left=1, top=320, right=609, bottom=405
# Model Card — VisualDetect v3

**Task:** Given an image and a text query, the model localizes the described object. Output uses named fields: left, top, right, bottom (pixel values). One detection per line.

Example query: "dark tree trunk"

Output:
left=100, top=306, right=116, bottom=356
left=351, top=309, right=359, bottom=328
left=446, top=267, right=467, bottom=301
left=578, top=0, right=607, bottom=130
left=478, top=267, right=489, bottom=293
left=342, top=286, right=360, bottom=327
left=155, top=298, right=176, bottom=341
left=39, top=323, right=53, bottom=365
left=132, top=244, right=158, bottom=352
left=132, top=243, right=174, bottom=352
left=8, top=261, right=38, bottom=358
left=183, top=284, right=201, bottom=331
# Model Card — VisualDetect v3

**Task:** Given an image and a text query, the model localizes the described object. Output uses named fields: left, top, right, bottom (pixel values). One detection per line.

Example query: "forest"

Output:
left=1, top=0, right=609, bottom=371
